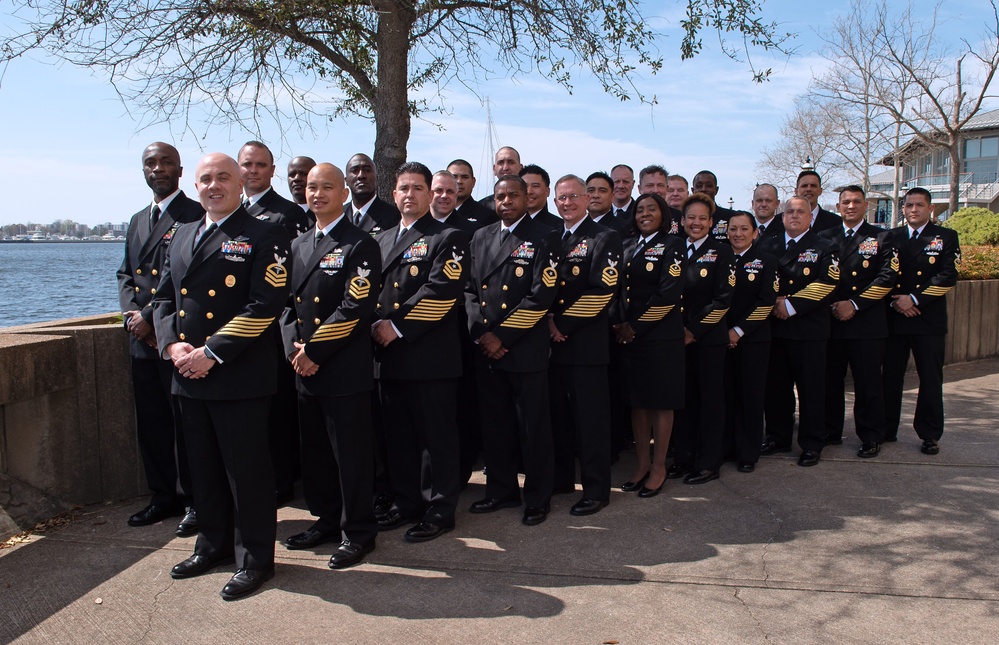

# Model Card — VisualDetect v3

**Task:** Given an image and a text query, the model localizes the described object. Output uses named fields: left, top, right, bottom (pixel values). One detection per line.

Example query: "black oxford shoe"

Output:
left=284, top=528, right=340, bottom=550
left=857, top=442, right=880, bottom=458
left=220, top=568, right=274, bottom=601
left=170, top=553, right=235, bottom=579
left=760, top=438, right=792, bottom=455
left=569, top=498, right=608, bottom=516
left=373, top=493, right=394, bottom=517
left=737, top=462, right=756, bottom=473
left=666, top=464, right=691, bottom=480
left=921, top=439, right=940, bottom=455
left=175, top=508, right=198, bottom=537
left=522, top=505, right=549, bottom=526
left=469, top=496, right=521, bottom=514
left=797, top=450, right=821, bottom=467
left=404, top=522, right=453, bottom=543
left=328, top=540, right=375, bottom=569
left=377, top=510, right=416, bottom=531
left=128, top=503, right=181, bottom=527
left=683, top=470, right=719, bottom=485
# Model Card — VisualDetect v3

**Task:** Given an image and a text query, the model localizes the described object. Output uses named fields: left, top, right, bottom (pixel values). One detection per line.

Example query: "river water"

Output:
left=0, top=242, right=124, bottom=328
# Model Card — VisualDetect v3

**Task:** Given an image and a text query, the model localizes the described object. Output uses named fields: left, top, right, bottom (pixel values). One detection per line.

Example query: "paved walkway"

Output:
left=2, top=359, right=998, bottom=644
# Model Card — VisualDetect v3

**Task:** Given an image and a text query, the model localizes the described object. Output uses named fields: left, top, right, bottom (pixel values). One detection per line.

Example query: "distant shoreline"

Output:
left=0, top=239, right=125, bottom=244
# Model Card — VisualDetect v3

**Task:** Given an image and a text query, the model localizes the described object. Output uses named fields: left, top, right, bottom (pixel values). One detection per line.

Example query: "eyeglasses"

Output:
left=554, top=194, right=585, bottom=203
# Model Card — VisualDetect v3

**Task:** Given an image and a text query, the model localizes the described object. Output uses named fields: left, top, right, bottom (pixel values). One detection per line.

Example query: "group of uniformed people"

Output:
left=117, top=141, right=960, bottom=601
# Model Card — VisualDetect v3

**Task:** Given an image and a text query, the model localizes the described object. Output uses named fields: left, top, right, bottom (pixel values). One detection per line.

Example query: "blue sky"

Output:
left=0, top=0, right=992, bottom=225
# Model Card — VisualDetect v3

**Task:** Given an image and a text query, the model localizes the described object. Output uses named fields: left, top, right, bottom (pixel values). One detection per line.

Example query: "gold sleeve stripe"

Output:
left=922, top=286, right=953, bottom=297
left=563, top=293, right=613, bottom=317
left=637, top=305, right=675, bottom=322
left=216, top=316, right=275, bottom=337
left=310, top=320, right=358, bottom=342
left=793, top=283, right=836, bottom=301
left=746, top=306, right=773, bottom=321
left=701, top=308, right=730, bottom=324
left=404, top=298, right=457, bottom=321
left=858, top=286, right=892, bottom=300
left=500, top=309, right=547, bottom=329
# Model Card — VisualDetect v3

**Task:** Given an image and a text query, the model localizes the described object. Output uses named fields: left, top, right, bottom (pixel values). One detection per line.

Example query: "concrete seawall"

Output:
left=1, top=280, right=997, bottom=540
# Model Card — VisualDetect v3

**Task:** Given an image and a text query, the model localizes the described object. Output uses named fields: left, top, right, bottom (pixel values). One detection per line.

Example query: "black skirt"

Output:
left=618, top=337, right=685, bottom=410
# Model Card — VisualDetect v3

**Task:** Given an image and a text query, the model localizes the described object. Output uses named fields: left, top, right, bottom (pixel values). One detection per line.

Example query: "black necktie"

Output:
left=396, top=226, right=407, bottom=243
left=759, top=224, right=766, bottom=234
left=562, top=229, right=571, bottom=242
left=786, top=238, right=795, bottom=252
left=500, top=228, right=511, bottom=243
left=911, top=228, right=919, bottom=240
left=241, top=196, right=250, bottom=209
left=632, top=238, right=648, bottom=259
left=687, top=243, right=695, bottom=258
left=150, top=204, right=160, bottom=227
left=315, top=231, right=325, bottom=248
left=615, top=208, right=625, bottom=219
left=846, top=229, right=854, bottom=238
left=194, top=223, right=216, bottom=252
left=353, top=209, right=363, bottom=226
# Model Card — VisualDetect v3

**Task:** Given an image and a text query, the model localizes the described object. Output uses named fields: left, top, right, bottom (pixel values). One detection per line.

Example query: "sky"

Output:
left=0, top=0, right=993, bottom=226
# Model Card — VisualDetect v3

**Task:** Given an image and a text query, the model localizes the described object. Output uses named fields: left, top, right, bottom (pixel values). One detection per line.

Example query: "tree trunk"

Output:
left=948, top=136, right=961, bottom=218
left=372, top=6, right=415, bottom=201
left=892, top=120, right=902, bottom=227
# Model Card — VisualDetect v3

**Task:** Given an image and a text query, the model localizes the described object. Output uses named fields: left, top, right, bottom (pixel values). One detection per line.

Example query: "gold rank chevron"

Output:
left=563, top=293, right=613, bottom=317
left=216, top=316, right=275, bottom=338
left=922, top=285, right=953, bottom=297
left=404, top=298, right=456, bottom=321
left=701, top=307, right=729, bottom=324
left=310, top=319, right=358, bottom=342
left=500, top=309, right=547, bottom=329
left=746, top=305, right=773, bottom=321
left=637, top=305, right=674, bottom=322
left=859, top=285, right=892, bottom=300
left=793, top=282, right=836, bottom=301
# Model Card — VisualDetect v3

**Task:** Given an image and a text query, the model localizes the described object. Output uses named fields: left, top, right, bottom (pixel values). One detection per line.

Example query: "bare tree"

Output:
left=865, top=0, right=999, bottom=216
left=755, top=94, right=853, bottom=199
left=1, top=1, right=791, bottom=198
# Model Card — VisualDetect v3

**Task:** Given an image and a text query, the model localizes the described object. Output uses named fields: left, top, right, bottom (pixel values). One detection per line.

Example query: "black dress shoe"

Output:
left=637, top=482, right=664, bottom=498
left=620, top=472, right=650, bottom=492
left=737, top=462, right=756, bottom=473
left=328, top=540, right=375, bottom=569
left=175, top=508, right=198, bottom=537
left=797, top=450, right=821, bottom=467
left=666, top=464, right=691, bottom=479
left=127, top=503, right=181, bottom=527
left=404, top=522, right=453, bottom=543
left=921, top=439, right=940, bottom=455
left=284, top=528, right=340, bottom=550
left=469, top=496, right=521, bottom=514
left=522, top=505, right=549, bottom=526
left=683, top=470, right=719, bottom=485
left=377, top=510, right=416, bottom=531
left=220, top=568, right=273, bottom=601
left=760, top=438, right=792, bottom=455
left=373, top=493, right=394, bottom=516
left=170, top=553, right=236, bottom=579
left=569, top=498, right=608, bottom=516
left=857, top=442, right=880, bottom=458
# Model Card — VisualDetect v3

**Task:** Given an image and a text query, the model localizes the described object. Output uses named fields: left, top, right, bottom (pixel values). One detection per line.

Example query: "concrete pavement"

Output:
left=2, top=359, right=998, bottom=644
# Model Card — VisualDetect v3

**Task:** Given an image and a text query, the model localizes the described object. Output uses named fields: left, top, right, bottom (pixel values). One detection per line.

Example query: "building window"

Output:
left=963, top=136, right=998, bottom=183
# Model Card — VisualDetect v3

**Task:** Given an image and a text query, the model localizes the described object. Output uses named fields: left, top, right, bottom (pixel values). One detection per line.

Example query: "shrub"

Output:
left=958, top=245, right=999, bottom=280
left=942, top=207, right=999, bottom=246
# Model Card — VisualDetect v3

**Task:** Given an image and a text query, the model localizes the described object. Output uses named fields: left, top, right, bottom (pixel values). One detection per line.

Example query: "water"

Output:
left=0, top=243, right=124, bottom=328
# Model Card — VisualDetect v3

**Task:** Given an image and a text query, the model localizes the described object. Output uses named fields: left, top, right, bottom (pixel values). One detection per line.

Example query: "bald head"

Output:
left=194, top=153, right=243, bottom=219
left=142, top=142, right=183, bottom=199
left=307, top=163, right=350, bottom=226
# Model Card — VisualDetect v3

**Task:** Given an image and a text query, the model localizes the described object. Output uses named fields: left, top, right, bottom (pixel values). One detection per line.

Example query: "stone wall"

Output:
left=0, top=314, right=144, bottom=536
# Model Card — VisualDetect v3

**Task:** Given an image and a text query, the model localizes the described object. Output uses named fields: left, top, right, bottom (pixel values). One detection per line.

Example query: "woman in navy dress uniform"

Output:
left=612, top=193, right=686, bottom=498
